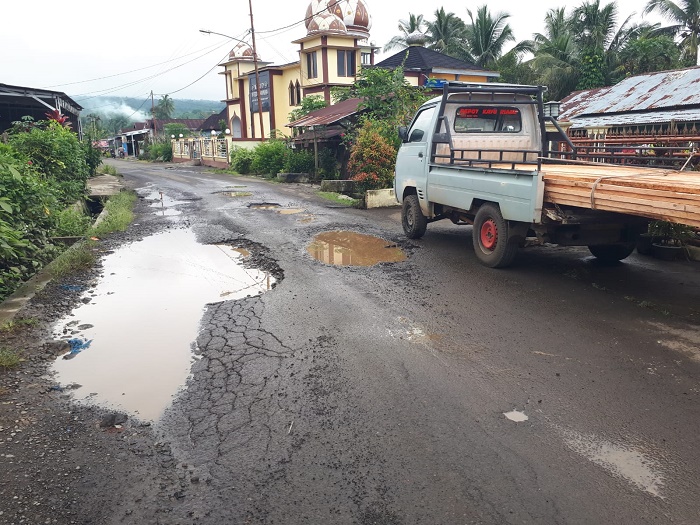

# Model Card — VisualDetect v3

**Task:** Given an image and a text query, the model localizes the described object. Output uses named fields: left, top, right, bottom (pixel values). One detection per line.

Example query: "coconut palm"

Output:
left=384, top=13, right=426, bottom=52
left=644, top=0, right=700, bottom=64
left=463, top=6, right=516, bottom=68
left=154, top=95, right=175, bottom=120
left=528, top=8, right=581, bottom=99
left=426, top=8, right=468, bottom=58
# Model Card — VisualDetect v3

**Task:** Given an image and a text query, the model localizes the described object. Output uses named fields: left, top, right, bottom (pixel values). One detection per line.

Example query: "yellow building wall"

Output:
left=273, top=68, right=302, bottom=137
left=327, top=48, right=360, bottom=85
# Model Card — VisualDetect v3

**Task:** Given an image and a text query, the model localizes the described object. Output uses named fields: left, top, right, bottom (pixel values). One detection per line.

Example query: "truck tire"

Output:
left=402, top=194, right=428, bottom=239
left=472, top=204, right=519, bottom=268
left=588, top=243, right=636, bottom=262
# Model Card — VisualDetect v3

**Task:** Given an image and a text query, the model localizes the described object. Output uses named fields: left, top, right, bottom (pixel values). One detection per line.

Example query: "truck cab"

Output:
left=395, top=83, right=646, bottom=268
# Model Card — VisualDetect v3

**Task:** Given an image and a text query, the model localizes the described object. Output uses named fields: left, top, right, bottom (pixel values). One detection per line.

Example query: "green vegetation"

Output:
left=0, top=116, right=101, bottom=300
left=230, top=147, right=256, bottom=174
left=317, top=192, right=359, bottom=206
left=140, top=141, right=173, bottom=162
left=89, top=191, right=137, bottom=237
left=98, top=164, right=119, bottom=176
left=51, top=206, right=92, bottom=237
left=48, top=241, right=97, bottom=279
left=0, top=318, right=37, bottom=333
left=0, top=347, right=21, bottom=369
left=385, top=2, right=698, bottom=101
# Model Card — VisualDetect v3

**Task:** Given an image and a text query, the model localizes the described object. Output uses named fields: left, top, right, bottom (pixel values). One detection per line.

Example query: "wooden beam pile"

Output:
left=542, top=163, right=700, bottom=228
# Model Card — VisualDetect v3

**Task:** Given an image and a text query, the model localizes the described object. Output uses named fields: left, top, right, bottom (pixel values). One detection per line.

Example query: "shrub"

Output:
left=251, top=140, right=288, bottom=177
left=318, top=147, right=339, bottom=179
left=230, top=147, right=255, bottom=174
left=348, top=121, right=397, bottom=192
left=51, top=206, right=92, bottom=237
left=83, top=142, right=102, bottom=175
left=284, top=150, right=315, bottom=174
left=8, top=122, right=89, bottom=203
left=142, top=141, right=173, bottom=162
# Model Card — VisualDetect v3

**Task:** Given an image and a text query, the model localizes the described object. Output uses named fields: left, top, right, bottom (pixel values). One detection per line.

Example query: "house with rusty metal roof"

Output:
left=0, top=83, right=83, bottom=136
left=559, top=67, right=700, bottom=137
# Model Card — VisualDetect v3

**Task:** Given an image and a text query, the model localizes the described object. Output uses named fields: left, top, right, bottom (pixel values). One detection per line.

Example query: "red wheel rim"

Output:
left=480, top=219, right=498, bottom=250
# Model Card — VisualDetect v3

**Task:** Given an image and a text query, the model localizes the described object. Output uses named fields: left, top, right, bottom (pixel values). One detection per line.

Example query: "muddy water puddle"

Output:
left=307, top=231, right=406, bottom=266
left=52, top=229, right=274, bottom=421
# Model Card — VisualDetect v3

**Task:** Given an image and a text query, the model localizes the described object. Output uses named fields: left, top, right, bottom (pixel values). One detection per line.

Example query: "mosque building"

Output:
left=219, top=0, right=496, bottom=142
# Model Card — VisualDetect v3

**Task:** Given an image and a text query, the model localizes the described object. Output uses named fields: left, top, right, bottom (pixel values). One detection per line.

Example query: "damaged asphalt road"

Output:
left=1, top=159, right=699, bottom=524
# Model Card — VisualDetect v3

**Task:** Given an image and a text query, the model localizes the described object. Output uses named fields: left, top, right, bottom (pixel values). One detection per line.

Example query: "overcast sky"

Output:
left=1, top=0, right=665, bottom=109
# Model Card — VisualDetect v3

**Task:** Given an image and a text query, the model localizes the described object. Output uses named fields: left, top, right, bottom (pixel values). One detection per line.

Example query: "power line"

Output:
left=41, top=41, right=227, bottom=89
left=156, top=49, right=232, bottom=96
left=73, top=40, right=232, bottom=100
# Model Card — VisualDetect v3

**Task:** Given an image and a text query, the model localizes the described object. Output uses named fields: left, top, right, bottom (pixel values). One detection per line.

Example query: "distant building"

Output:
left=560, top=67, right=700, bottom=137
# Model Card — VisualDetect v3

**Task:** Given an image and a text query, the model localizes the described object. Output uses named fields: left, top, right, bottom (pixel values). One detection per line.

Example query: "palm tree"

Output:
left=528, top=8, right=581, bottom=99
left=644, top=0, right=700, bottom=65
left=463, top=6, right=516, bottom=68
left=384, top=13, right=426, bottom=52
left=426, top=8, right=467, bottom=58
left=154, top=95, right=175, bottom=120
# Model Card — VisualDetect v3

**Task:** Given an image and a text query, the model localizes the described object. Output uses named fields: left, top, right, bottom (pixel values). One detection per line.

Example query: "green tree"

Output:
left=426, top=8, right=467, bottom=58
left=164, top=123, right=189, bottom=138
left=463, top=6, right=517, bottom=68
left=527, top=8, right=581, bottom=100
left=384, top=13, right=426, bottom=52
left=348, top=121, right=397, bottom=191
left=333, top=66, right=428, bottom=148
left=154, top=94, right=175, bottom=120
left=644, top=0, right=700, bottom=65
left=616, top=30, right=680, bottom=75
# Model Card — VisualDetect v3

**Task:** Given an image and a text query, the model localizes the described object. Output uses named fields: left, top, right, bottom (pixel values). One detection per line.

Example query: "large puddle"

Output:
left=307, top=231, right=406, bottom=266
left=52, top=229, right=274, bottom=421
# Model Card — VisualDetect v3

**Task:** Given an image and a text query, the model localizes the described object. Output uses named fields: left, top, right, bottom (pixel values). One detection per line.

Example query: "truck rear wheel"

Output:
left=473, top=204, right=519, bottom=268
left=402, top=194, right=428, bottom=239
left=588, top=243, right=636, bottom=262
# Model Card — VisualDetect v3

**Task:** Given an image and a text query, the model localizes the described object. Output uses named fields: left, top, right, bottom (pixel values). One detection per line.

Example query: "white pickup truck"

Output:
left=394, top=82, right=699, bottom=267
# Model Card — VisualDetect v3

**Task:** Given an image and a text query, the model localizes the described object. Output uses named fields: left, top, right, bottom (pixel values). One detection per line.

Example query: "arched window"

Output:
left=295, top=80, right=301, bottom=107
left=231, top=115, right=242, bottom=138
left=289, top=81, right=296, bottom=106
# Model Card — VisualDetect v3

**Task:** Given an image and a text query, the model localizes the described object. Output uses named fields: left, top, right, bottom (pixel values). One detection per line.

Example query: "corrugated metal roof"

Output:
left=559, top=66, right=700, bottom=121
left=569, top=108, right=700, bottom=128
left=287, top=98, right=362, bottom=127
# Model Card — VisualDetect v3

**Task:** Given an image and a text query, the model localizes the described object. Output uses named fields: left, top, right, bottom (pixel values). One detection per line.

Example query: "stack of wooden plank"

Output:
left=541, top=163, right=700, bottom=228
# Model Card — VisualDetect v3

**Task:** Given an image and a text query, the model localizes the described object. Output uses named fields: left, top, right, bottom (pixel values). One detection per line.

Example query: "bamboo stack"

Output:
left=541, top=163, right=700, bottom=228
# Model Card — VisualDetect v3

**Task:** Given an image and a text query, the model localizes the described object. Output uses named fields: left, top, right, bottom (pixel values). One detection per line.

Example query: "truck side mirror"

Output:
left=398, top=126, right=408, bottom=142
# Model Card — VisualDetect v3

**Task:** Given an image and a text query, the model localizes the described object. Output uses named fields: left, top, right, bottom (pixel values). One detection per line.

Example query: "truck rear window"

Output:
left=454, top=107, right=522, bottom=133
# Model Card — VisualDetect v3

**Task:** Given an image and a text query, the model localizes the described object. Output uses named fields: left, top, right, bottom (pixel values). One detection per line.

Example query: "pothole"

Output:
left=277, top=208, right=304, bottom=215
left=307, top=231, right=406, bottom=266
left=248, top=202, right=281, bottom=209
left=51, top=229, right=275, bottom=421
left=222, top=191, right=253, bottom=197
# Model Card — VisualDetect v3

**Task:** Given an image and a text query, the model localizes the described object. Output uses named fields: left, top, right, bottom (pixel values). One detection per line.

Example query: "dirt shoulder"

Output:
left=0, top=197, right=182, bottom=525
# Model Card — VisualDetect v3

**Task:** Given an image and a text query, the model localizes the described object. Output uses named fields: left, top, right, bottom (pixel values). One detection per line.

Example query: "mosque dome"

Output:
left=228, top=42, right=259, bottom=61
left=307, top=11, right=347, bottom=35
left=406, top=30, right=428, bottom=47
left=304, top=0, right=371, bottom=37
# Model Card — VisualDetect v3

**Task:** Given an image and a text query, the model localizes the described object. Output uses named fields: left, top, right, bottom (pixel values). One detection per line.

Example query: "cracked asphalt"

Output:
left=1, top=159, right=699, bottom=524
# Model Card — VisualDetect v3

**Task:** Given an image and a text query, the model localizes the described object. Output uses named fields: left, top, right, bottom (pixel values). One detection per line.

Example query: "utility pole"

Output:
left=151, top=91, right=157, bottom=139
left=248, top=0, right=265, bottom=140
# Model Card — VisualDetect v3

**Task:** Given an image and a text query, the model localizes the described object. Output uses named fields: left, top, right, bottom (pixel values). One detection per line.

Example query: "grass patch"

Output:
left=0, top=348, right=21, bottom=369
left=317, top=191, right=359, bottom=207
left=0, top=318, right=37, bottom=333
left=48, top=240, right=97, bottom=278
left=207, top=168, right=240, bottom=176
left=98, top=164, right=119, bottom=176
left=89, top=190, right=137, bottom=237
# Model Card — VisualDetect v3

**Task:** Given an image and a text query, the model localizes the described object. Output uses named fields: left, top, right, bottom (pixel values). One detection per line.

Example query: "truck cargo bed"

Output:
left=541, top=163, right=700, bottom=228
